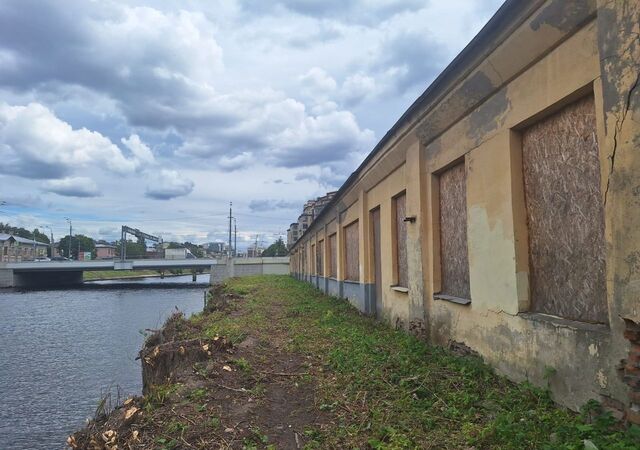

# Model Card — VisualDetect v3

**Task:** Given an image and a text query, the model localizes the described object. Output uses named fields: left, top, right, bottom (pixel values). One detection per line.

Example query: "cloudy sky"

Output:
left=0, top=0, right=502, bottom=249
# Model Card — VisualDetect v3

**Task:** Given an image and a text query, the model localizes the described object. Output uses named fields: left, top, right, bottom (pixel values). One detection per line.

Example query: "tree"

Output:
left=58, top=234, right=96, bottom=259
left=0, top=222, right=49, bottom=242
left=33, top=228, right=50, bottom=244
left=115, top=240, right=146, bottom=258
left=262, top=238, right=287, bottom=257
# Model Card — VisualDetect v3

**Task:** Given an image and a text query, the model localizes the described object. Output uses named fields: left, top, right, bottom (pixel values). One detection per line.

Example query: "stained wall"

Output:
left=289, top=0, right=640, bottom=415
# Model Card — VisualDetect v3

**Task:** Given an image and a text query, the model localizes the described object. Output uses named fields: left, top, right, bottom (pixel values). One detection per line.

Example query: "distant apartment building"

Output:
left=312, top=191, right=336, bottom=218
left=287, top=223, right=300, bottom=249
left=0, top=233, right=49, bottom=262
left=95, top=243, right=117, bottom=259
left=287, top=192, right=336, bottom=248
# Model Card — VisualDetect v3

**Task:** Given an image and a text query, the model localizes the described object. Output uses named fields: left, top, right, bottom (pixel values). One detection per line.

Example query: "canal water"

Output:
left=0, top=274, right=210, bottom=450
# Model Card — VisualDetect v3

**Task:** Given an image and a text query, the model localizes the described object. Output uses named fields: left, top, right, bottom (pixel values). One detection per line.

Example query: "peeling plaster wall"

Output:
left=290, top=0, right=639, bottom=414
left=422, top=3, right=626, bottom=410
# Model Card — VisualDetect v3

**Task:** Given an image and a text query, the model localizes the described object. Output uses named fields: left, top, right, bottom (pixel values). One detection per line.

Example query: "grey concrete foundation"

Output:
left=327, top=278, right=340, bottom=297
left=343, top=281, right=368, bottom=313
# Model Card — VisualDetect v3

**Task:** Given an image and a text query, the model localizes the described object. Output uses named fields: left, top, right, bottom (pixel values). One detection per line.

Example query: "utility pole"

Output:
left=65, top=217, right=72, bottom=260
left=228, top=202, right=233, bottom=258
left=41, top=225, right=54, bottom=258
left=234, top=218, right=237, bottom=257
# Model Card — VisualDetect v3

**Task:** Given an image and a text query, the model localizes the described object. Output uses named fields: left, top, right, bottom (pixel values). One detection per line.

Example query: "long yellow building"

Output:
left=289, top=0, right=640, bottom=422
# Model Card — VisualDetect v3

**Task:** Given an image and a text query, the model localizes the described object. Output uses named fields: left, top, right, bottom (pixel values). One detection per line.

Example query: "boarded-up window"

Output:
left=344, top=221, right=359, bottom=282
left=394, top=193, right=408, bottom=287
left=522, top=95, right=607, bottom=323
left=311, top=244, right=316, bottom=274
left=317, top=240, right=324, bottom=276
left=303, top=248, right=307, bottom=274
left=329, top=234, right=337, bottom=278
left=439, top=162, right=470, bottom=299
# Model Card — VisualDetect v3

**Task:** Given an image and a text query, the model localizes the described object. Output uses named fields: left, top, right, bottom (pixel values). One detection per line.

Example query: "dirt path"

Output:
left=191, top=294, right=327, bottom=449
left=71, top=280, right=329, bottom=450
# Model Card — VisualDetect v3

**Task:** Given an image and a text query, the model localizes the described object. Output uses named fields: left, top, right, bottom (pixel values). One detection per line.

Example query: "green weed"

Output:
left=191, top=276, right=640, bottom=449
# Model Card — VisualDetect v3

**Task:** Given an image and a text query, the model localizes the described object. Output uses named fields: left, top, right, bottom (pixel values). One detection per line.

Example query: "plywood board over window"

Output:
left=439, top=162, right=470, bottom=300
left=522, top=94, right=607, bottom=323
left=329, top=234, right=337, bottom=278
left=344, top=221, right=360, bottom=282
left=317, top=240, right=324, bottom=276
left=394, top=193, right=408, bottom=288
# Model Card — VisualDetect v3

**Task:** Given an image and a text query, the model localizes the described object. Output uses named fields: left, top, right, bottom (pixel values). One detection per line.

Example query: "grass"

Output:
left=191, top=275, right=640, bottom=449
left=83, top=269, right=161, bottom=280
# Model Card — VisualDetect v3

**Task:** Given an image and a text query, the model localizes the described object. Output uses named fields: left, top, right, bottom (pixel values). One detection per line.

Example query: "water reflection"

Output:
left=0, top=275, right=209, bottom=450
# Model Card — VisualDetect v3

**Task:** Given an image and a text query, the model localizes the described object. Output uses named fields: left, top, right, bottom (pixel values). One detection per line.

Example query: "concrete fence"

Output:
left=0, top=257, right=290, bottom=288
left=210, top=257, right=290, bottom=284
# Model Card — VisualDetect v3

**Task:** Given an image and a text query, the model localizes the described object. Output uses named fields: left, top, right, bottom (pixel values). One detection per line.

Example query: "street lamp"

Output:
left=65, top=217, right=72, bottom=260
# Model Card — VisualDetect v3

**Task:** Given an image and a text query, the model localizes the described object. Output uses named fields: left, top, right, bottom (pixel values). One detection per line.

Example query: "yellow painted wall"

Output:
left=291, top=0, right=639, bottom=412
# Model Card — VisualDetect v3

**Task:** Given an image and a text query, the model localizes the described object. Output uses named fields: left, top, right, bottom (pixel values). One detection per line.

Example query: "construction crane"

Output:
left=120, top=225, right=162, bottom=261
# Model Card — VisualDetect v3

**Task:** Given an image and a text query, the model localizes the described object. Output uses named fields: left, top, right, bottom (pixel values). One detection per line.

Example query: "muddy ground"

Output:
left=70, top=284, right=329, bottom=450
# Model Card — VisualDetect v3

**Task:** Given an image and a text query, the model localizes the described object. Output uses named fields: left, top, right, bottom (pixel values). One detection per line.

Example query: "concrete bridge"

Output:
left=0, top=257, right=289, bottom=288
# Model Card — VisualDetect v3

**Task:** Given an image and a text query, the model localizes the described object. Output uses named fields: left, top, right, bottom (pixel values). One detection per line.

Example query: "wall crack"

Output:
left=603, top=67, right=640, bottom=206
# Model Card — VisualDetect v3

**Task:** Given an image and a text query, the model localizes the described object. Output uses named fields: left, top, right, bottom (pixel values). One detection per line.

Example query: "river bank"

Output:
left=83, top=270, right=208, bottom=281
left=70, top=275, right=639, bottom=449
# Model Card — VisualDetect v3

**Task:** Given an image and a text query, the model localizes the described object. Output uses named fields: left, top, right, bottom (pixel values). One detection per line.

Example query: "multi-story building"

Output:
left=286, top=223, right=299, bottom=249
left=288, top=192, right=337, bottom=249
left=289, top=0, right=640, bottom=422
left=95, top=243, right=117, bottom=259
left=312, top=191, right=336, bottom=218
left=0, top=233, right=49, bottom=262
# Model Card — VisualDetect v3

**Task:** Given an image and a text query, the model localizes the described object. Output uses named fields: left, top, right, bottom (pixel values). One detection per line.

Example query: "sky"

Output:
left=0, top=0, right=503, bottom=249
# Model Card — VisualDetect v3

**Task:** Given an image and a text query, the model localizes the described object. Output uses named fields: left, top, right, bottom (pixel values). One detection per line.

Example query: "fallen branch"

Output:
left=213, top=382, right=248, bottom=393
left=259, top=370, right=309, bottom=377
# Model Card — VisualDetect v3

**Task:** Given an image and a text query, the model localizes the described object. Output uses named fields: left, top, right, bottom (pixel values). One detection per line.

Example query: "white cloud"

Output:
left=122, top=134, right=155, bottom=166
left=219, top=152, right=254, bottom=171
left=299, top=67, right=337, bottom=99
left=91, top=7, right=224, bottom=84
left=341, top=73, right=377, bottom=105
left=0, top=102, right=138, bottom=178
left=145, top=169, right=195, bottom=200
left=43, top=177, right=101, bottom=198
left=0, top=0, right=504, bottom=243
left=310, top=101, right=338, bottom=115
left=268, top=110, right=374, bottom=167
